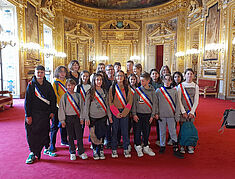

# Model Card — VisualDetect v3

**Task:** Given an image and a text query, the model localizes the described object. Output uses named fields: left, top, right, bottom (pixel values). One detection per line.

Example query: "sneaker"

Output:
left=143, top=146, right=155, bottom=156
left=155, top=140, right=160, bottom=147
left=61, top=142, right=69, bottom=147
left=93, top=150, right=99, bottom=160
left=25, top=152, right=35, bottom=164
left=99, top=150, right=105, bottom=160
left=70, top=154, right=76, bottom=160
left=112, top=150, right=118, bottom=158
left=187, top=146, right=194, bottom=154
left=124, top=150, right=131, bottom=158
left=159, top=146, right=166, bottom=154
left=135, top=145, right=143, bottom=157
left=43, top=149, right=57, bottom=157
left=180, top=146, right=186, bottom=154
left=128, top=144, right=132, bottom=152
left=167, top=139, right=173, bottom=146
left=79, top=152, right=88, bottom=160
left=173, top=150, right=185, bottom=159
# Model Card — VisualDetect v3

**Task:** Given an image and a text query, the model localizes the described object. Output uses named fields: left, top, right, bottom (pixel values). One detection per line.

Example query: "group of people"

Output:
left=24, top=60, right=199, bottom=164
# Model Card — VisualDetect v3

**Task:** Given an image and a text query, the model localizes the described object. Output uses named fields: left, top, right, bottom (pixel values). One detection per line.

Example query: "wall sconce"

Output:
left=96, top=56, right=109, bottom=61
left=186, top=48, right=200, bottom=55
left=205, top=43, right=224, bottom=52
left=175, top=51, right=185, bottom=57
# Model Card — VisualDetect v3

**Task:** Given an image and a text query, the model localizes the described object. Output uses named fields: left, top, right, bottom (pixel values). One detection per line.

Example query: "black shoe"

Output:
left=159, top=147, right=166, bottom=154
left=173, top=150, right=185, bottom=159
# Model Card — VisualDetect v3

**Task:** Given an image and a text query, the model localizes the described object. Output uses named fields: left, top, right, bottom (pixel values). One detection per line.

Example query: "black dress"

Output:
left=69, top=71, right=80, bottom=85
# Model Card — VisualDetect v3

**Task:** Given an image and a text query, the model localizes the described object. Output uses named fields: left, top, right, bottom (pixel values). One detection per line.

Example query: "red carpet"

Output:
left=0, top=97, right=235, bottom=179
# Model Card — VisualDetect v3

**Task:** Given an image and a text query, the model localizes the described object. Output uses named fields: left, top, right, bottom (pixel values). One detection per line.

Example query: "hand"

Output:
left=149, top=117, right=153, bottom=124
left=133, top=115, right=139, bottom=122
left=116, top=113, right=122, bottom=118
left=26, top=117, right=32, bottom=125
left=109, top=117, right=113, bottom=124
left=85, top=120, right=90, bottom=126
left=188, top=113, right=195, bottom=119
left=61, top=122, right=66, bottom=128
left=155, top=114, right=159, bottom=120
left=182, top=113, right=188, bottom=119
left=49, top=113, right=54, bottom=119
left=80, top=120, right=84, bottom=125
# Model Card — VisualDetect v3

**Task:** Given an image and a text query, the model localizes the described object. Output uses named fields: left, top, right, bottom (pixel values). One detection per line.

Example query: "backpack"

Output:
left=179, top=122, right=199, bottom=147
left=219, top=109, right=235, bottom=133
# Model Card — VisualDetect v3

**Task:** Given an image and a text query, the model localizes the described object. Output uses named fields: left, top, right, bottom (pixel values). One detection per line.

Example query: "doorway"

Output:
left=156, top=45, right=163, bottom=71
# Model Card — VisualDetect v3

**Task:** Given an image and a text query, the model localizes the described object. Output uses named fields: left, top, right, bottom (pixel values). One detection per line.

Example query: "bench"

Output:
left=0, top=91, right=13, bottom=110
left=198, top=78, right=219, bottom=98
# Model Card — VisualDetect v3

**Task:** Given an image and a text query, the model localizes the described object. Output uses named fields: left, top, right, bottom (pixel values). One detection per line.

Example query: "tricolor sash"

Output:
left=115, top=84, right=127, bottom=108
left=130, top=86, right=136, bottom=95
left=80, top=85, right=86, bottom=102
left=67, top=92, right=80, bottom=118
left=55, top=81, right=67, bottom=93
left=179, top=84, right=193, bottom=113
left=159, top=86, right=176, bottom=113
left=136, top=87, right=152, bottom=110
left=35, top=84, right=50, bottom=105
left=95, top=90, right=107, bottom=113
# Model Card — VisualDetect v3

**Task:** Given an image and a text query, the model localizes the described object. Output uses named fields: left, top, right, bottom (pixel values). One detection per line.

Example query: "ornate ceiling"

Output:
left=70, top=0, right=172, bottom=9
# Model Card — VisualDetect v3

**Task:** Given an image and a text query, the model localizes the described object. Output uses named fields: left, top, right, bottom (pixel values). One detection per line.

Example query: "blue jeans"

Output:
left=111, top=110, right=129, bottom=150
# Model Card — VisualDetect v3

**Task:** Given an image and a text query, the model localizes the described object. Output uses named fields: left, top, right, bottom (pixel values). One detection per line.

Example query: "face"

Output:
left=140, top=77, right=150, bottom=87
left=95, top=76, right=103, bottom=88
left=129, top=76, right=137, bottom=86
left=127, top=62, right=133, bottom=72
left=114, top=65, right=121, bottom=73
left=66, top=83, right=75, bottom=93
left=82, top=72, right=89, bottom=84
left=174, top=74, right=182, bottom=84
left=163, top=76, right=172, bottom=87
left=106, top=66, right=114, bottom=78
left=72, top=63, right=80, bottom=72
left=151, top=71, right=159, bottom=82
left=116, top=71, right=125, bottom=84
left=98, top=65, right=105, bottom=72
left=35, top=70, right=45, bottom=79
left=59, top=68, right=66, bottom=79
left=185, top=71, right=194, bottom=82
left=133, top=67, right=141, bottom=76
left=162, top=67, right=169, bottom=76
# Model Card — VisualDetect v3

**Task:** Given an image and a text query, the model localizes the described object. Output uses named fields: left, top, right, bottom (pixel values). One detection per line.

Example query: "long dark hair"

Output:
left=111, top=70, right=129, bottom=101
left=128, top=73, right=138, bottom=87
left=78, top=70, right=91, bottom=85
left=172, top=71, right=184, bottom=87
left=90, top=73, right=105, bottom=102
left=150, top=68, right=161, bottom=84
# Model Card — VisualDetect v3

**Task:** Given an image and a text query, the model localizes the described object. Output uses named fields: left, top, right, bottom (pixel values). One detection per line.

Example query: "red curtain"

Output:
left=156, top=45, right=163, bottom=71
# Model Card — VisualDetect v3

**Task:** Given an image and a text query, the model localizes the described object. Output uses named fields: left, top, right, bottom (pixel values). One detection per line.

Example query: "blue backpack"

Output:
left=179, top=122, right=199, bottom=147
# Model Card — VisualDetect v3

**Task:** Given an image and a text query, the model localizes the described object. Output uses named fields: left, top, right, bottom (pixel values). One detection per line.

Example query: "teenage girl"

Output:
left=172, top=71, right=184, bottom=88
left=133, top=63, right=142, bottom=86
left=177, top=68, right=199, bottom=154
left=84, top=73, right=111, bottom=160
left=109, top=70, right=133, bottom=158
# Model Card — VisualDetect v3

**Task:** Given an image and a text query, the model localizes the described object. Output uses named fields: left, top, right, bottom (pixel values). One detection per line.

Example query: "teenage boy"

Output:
left=132, top=72, right=156, bottom=157
left=25, top=65, right=56, bottom=164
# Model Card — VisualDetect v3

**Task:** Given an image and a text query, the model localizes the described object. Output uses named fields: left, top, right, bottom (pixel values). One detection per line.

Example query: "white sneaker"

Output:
left=79, top=152, right=88, bottom=160
left=180, top=146, right=186, bottom=154
left=124, top=150, right=131, bottom=158
left=135, top=145, right=143, bottom=157
left=187, top=146, right=194, bottom=154
left=99, top=151, right=105, bottom=160
left=155, top=140, right=160, bottom=147
left=70, top=154, right=76, bottom=160
left=112, top=150, right=118, bottom=158
left=93, top=150, right=99, bottom=160
left=143, top=146, right=155, bottom=156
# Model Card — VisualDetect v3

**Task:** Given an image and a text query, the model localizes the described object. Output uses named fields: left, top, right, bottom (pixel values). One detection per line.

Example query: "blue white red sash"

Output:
left=136, top=87, right=152, bottom=110
left=34, top=84, right=50, bottom=105
left=95, top=90, right=107, bottom=113
left=159, top=86, right=176, bottom=113
left=55, top=81, right=67, bottom=93
left=67, top=92, right=80, bottom=118
left=179, top=84, right=193, bottom=112
left=115, top=84, right=127, bottom=108
left=80, top=85, right=86, bottom=102
left=130, top=86, right=136, bottom=95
